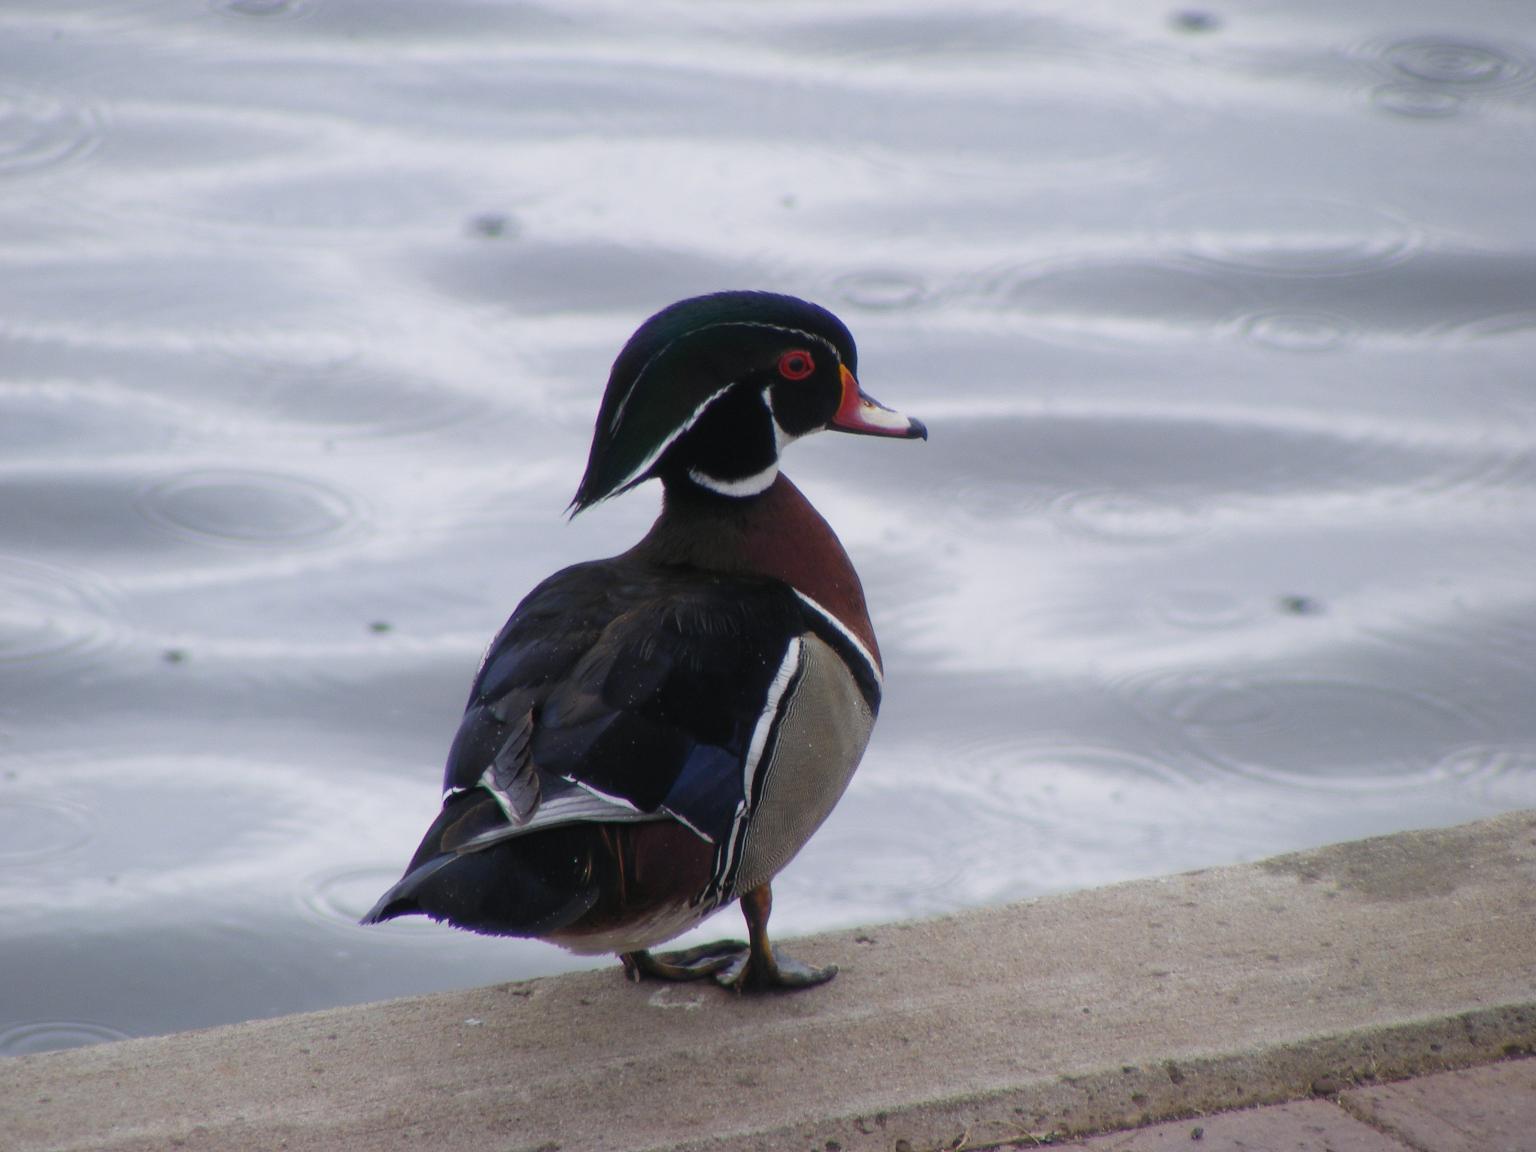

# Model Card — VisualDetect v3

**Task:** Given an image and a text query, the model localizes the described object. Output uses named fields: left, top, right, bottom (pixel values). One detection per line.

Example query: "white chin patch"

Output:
left=688, top=461, right=779, bottom=498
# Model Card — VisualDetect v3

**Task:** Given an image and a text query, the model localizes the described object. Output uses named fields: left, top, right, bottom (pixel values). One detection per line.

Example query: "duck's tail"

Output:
left=360, top=794, right=598, bottom=935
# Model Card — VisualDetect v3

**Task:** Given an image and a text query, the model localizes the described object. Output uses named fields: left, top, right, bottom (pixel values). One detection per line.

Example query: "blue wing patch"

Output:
left=662, top=742, right=743, bottom=842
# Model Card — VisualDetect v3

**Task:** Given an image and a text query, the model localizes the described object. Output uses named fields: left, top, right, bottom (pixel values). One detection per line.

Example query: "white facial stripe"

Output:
left=792, top=589, right=883, bottom=688
left=609, top=381, right=734, bottom=495
left=605, top=321, right=845, bottom=496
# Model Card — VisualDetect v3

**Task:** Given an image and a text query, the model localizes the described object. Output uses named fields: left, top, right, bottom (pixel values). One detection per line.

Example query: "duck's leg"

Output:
left=714, top=883, right=838, bottom=991
left=618, top=885, right=836, bottom=990
left=620, top=939, right=746, bottom=982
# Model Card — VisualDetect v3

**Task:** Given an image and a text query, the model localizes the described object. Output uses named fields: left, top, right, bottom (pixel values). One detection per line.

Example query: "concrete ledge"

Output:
left=7, top=812, right=1535, bottom=1152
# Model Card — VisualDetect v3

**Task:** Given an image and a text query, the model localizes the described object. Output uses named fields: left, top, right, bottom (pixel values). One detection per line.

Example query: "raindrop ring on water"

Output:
left=210, top=0, right=313, bottom=19
left=0, top=1021, right=131, bottom=1057
left=1239, top=310, right=1352, bottom=353
left=1050, top=487, right=1210, bottom=543
left=302, top=866, right=439, bottom=937
left=833, top=270, right=929, bottom=312
left=1156, top=192, right=1420, bottom=279
left=1381, top=37, right=1534, bottom=90
left=1370, top=84, right=1465, bottom=119
left=0, top=555, right=122, bottom=668
left=0, top=83, right=104, bottom=177
left=1128, top=672, right=1482, bottom=793
left=0, top=796, right=95, bottom=864
left=136, top=469, right=357, bottom=547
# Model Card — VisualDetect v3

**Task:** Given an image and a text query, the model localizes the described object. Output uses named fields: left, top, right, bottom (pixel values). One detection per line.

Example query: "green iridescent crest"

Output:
left=571, top=292, right=856, bottom=511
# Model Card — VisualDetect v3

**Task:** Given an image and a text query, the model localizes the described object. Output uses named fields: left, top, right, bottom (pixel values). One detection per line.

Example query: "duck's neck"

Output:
left=631, top=474, right=882, bottom=671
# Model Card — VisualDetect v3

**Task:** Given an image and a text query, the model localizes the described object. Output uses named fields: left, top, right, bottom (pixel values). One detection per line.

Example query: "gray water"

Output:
left=3, top=0, right=1535, bottom=1056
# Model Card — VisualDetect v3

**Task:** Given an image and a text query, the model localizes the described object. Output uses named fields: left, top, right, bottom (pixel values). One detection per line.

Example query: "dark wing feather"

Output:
left=444, top=558, right=804, bottom=845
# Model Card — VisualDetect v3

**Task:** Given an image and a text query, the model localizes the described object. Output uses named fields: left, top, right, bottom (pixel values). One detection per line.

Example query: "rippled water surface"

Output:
left=3, top=0, right=1534, bottom=1054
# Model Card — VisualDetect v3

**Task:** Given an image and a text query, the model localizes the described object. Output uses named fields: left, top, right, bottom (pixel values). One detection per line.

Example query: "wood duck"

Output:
left=363, top=291, right=926, bottom=990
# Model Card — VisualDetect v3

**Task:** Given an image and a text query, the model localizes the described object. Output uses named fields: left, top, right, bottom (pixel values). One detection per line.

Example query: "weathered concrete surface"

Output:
left=5, top=812, right=1535, bottom=1152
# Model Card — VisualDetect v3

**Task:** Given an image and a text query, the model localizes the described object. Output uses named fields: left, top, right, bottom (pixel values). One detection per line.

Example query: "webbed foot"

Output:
left=619, top=883, right=837, bottom=993
left=621, top=940, right=747, bottom=982
left=714, top=946, right=837, bottom=991
left=717, top=882, right=837, bottom=992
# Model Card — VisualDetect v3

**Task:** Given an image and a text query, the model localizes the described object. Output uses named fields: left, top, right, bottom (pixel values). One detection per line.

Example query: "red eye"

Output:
left=777, top=350, right=815, bottom=380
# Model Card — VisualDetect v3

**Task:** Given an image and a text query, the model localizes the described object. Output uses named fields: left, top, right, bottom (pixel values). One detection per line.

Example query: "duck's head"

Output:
left=572, top=291, right=926, bottom=512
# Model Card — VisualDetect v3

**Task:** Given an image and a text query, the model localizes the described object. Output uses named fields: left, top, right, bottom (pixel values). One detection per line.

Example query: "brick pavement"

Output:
left=1074, top=1057, right=1536, bottom=1152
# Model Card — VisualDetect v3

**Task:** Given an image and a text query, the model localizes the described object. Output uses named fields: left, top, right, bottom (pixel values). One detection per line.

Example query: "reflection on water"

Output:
left=2, top=0, right=1535, bottom=1053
